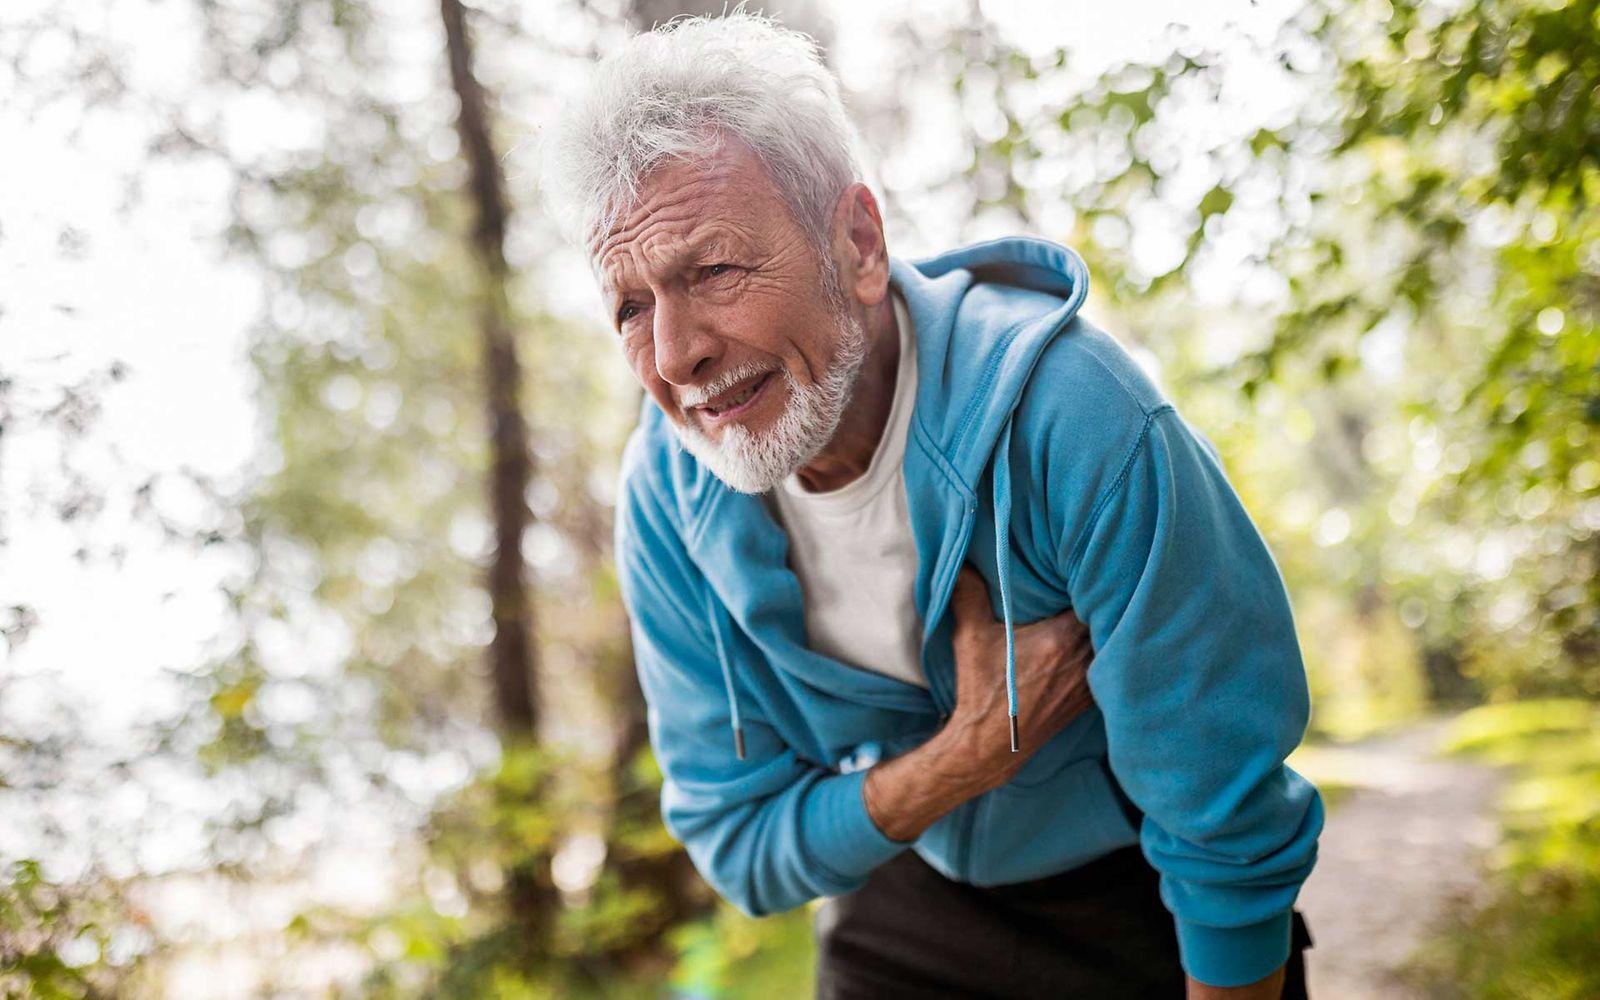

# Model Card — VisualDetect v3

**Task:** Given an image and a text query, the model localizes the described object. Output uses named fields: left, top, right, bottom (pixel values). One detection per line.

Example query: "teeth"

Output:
left=706, top=377, right=762, bottom=414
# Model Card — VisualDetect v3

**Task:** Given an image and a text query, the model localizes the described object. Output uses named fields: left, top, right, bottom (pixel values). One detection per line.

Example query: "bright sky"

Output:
left=2, top=2, right=257, bottom=744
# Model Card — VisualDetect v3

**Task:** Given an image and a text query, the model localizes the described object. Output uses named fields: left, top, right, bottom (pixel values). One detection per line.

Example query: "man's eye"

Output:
left=616, top=304, right=639, bottom=326
left=703, top=263, right=736, bottom=279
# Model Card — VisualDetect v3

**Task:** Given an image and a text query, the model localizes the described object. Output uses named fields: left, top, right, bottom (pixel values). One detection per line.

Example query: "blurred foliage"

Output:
left=1398, top=701, right=1600, bottom=997
left=1441, top=700, right=1600, bottom=872
left=1, top=0, right=1596, bottom=994
left=0, top=860, right=131, bottom=1000
left=665, top=905, right=816, bottom=1000
left=1404, top=879, right=1600, bottom=1000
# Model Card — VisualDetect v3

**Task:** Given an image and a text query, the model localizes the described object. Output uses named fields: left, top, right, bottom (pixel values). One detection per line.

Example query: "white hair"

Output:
left=537, top=5, right=865, bottom=266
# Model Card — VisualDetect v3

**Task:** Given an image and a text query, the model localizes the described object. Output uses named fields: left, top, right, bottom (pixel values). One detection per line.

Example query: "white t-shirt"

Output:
left=766, top=289, right=927, bottom=689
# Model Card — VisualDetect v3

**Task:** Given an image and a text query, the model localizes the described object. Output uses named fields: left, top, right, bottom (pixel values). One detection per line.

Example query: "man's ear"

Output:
left=832, top=182, right=889, bottom=308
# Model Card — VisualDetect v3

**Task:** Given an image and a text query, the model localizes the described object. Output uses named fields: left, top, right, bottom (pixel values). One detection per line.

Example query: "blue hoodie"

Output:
left=613, top=235, right=1323, bottom=988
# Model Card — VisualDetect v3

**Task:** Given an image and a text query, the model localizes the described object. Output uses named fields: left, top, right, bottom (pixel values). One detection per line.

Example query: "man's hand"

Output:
left=941, top=563, right=1096, bottom=792
left=861, top=565, right=1096, bottom=841
left=1187, top=965, right=1285, bottom=1000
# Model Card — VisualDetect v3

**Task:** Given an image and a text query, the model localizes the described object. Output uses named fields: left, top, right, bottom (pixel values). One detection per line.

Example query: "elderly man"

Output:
left=541, top=10, right=1320, bottom=999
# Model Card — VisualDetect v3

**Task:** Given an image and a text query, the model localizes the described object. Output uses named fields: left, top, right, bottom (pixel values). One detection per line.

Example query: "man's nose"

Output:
left=652, top=298, right=721, bottom=386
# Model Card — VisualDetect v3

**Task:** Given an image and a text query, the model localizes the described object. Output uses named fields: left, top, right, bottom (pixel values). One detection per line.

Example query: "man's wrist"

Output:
left=1185, top=965, right=1285, bottom=1000
left=926, top=715, right=1011, bottom=799
left=936, top=710, right=1015, bottom=792
left=862, top=724, right=994, bottom=842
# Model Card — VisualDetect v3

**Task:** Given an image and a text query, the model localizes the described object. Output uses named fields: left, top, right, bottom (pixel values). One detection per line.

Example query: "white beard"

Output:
left=672, top=307, right=869, bottom=494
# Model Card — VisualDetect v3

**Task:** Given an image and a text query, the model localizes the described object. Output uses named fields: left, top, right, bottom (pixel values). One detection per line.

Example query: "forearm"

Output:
left=861, top=721, right=995, bottom=843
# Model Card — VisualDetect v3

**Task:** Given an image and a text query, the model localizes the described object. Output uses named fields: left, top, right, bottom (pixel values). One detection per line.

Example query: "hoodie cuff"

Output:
left=1175, top=910, right=1292, bottom=988
left=806, top=768, right=912, bottom=889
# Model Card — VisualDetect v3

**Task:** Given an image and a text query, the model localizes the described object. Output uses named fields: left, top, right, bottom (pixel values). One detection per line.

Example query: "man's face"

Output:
left=594, top=136, right=867, bottom=493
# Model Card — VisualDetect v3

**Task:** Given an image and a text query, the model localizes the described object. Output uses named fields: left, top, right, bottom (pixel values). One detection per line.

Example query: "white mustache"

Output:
left=678, top=361, right=777, bottom=409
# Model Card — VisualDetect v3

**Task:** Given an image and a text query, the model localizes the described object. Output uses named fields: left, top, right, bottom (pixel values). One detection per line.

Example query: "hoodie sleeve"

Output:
left=1060, top=405, right=1324, bottom=988
left=614, top=470, right=910, bottom=917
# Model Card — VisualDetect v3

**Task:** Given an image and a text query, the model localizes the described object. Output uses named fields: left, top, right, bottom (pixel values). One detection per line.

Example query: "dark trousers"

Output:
left=814, top=845, right=1314, bottom=999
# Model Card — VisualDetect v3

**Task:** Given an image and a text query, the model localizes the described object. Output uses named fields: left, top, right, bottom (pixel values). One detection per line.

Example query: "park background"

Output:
left=1, top=0, right=1596, bottom=996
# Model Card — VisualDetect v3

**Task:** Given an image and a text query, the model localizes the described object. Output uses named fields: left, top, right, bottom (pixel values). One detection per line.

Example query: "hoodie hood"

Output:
left=676, top=236, right=1092, bottom=761
left=892, top=236, right=1091, bottom=484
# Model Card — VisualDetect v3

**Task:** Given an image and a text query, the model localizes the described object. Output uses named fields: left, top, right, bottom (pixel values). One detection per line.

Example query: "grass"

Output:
left=1398, top=700, right=1600, bottom=1000
left=1400, top=865, right=1600, bottom=999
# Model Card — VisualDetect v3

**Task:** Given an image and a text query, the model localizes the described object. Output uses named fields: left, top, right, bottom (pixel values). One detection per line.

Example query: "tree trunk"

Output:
left=439, top=0, right=555, bottom=957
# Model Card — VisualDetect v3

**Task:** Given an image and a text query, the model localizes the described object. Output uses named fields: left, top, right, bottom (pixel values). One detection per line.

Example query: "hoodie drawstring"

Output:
left=992, top=417, right=1020, bottom=752
left=707, top=589, right=747, bottom=760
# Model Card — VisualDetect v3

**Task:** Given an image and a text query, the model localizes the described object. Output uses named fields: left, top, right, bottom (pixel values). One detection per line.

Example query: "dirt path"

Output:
left=1291, top=716, right=1506, bottom=997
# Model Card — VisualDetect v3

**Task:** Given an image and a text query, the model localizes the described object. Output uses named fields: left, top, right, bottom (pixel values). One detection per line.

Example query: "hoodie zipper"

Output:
left=917, top=494, right=982, bottom=879
left=918, top=496, right=979, bottom=717
left=924, top=416, right=1023, bottom=881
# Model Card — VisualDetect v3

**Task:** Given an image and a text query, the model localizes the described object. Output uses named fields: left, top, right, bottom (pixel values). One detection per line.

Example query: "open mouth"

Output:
left=695, top=371, right=775, bottom=425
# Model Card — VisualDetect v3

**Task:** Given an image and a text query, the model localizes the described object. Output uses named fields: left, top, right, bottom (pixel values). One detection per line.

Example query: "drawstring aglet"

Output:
left=733, top=725, right=746, bottom=761
left=1009, top=713, right=1020, bottom=753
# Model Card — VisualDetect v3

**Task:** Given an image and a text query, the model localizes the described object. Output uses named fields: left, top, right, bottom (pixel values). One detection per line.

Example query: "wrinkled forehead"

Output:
left=593, top=221, right=753, bottom=295
left=589, top=140, right=787, bottom=291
